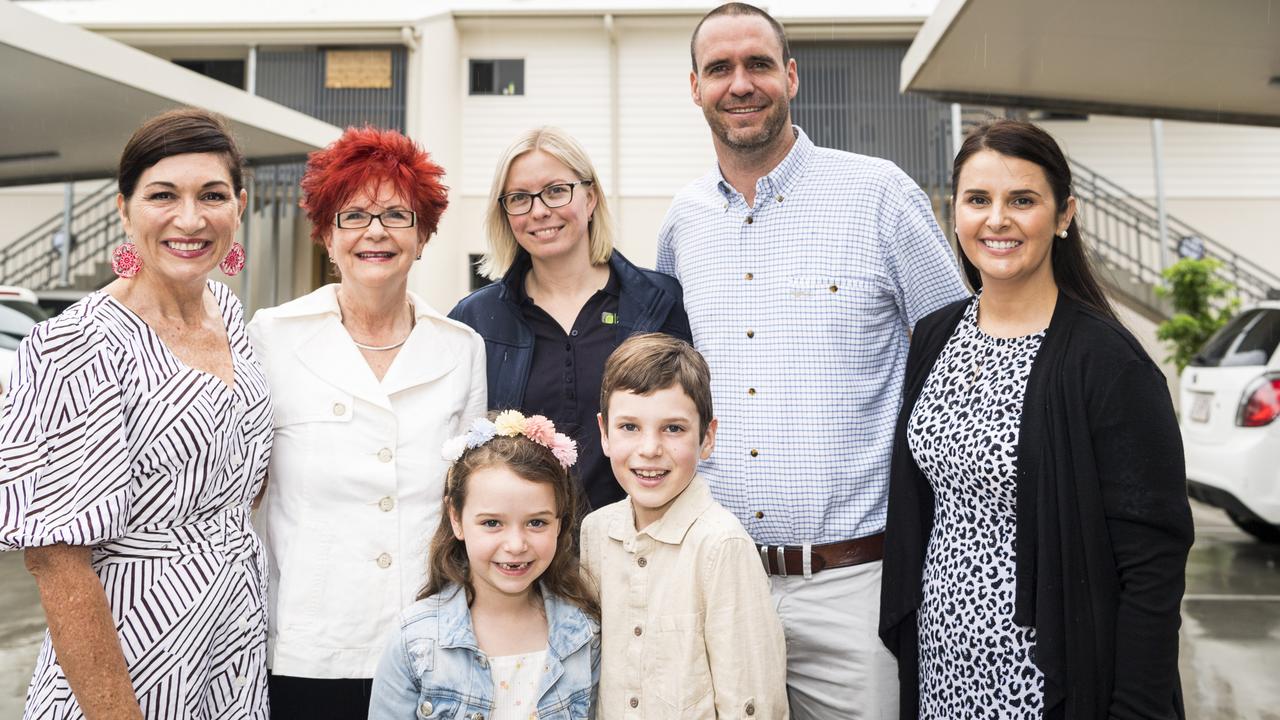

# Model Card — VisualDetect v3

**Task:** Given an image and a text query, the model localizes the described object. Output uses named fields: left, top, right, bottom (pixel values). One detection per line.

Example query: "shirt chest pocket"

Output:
left=651, top=611, right=712, bottom=711
left=272, top=388, right=354, bottom=449
left=781, top=274, right=887, bottom=332
left=413, top=696, right=462, bottom=720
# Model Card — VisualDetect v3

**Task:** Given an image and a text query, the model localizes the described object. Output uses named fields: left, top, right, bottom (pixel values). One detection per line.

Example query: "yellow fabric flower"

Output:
left=494, top=409, right=527, bottom=437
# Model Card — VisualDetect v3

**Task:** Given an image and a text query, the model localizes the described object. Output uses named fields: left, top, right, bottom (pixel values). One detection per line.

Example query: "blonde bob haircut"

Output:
left=480, top=127, right=615, bottom=280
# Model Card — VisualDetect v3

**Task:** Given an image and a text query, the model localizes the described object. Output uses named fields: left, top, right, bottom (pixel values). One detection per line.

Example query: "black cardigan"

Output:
left=880, top=294, right=1194, bottom=720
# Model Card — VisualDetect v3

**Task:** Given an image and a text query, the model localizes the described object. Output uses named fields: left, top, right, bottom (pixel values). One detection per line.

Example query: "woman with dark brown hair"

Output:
left=1, top=108, right=271, bottom=718
left=880, top=120, right=1194, bottom=719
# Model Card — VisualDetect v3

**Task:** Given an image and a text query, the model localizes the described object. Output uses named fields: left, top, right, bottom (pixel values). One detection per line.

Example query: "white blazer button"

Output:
left=379, top=496, right=395, bottom=512
left=417, top=700, right=433, bottom=717
left=332, top=402, right=346, bottom=416
left=378, top=448, right=394, bottom=463
left=377, top=553, right=392, bottom=569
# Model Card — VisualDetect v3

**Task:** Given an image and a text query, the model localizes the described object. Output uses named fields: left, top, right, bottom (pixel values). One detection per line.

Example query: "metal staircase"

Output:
left=1, top=179, right=120, bottom=291
left=1072, top=158, right=1280, bottom=320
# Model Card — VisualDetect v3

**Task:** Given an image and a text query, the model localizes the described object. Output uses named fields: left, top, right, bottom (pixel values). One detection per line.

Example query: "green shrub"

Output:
left=1155, top=258, right=1239, bottom=372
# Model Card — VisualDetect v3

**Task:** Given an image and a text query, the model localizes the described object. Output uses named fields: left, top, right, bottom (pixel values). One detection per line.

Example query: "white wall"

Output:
left=411, top=15, right=718, bottom=312
left=1039, top=115, right=1280, bottom=275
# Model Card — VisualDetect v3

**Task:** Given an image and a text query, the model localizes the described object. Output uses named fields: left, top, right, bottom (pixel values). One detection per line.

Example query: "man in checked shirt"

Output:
left=656, top=4, right=969, bottom=718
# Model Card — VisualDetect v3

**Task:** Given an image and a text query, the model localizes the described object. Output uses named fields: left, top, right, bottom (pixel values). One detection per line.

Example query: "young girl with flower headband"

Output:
left=368, top=410, right=600, bottom=720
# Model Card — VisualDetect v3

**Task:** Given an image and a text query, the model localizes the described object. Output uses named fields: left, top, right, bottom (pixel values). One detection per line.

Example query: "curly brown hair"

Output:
left=419, top=428, right=599, bottom=621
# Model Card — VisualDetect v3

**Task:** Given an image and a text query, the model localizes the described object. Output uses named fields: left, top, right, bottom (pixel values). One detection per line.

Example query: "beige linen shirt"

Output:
left=580, top=475, right=788, bottom=719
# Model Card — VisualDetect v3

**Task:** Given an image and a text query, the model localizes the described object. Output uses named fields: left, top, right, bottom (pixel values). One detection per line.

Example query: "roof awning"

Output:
left=901, top=0, right=1280, bottom=127
left=0, top=0, right=342, bottom=187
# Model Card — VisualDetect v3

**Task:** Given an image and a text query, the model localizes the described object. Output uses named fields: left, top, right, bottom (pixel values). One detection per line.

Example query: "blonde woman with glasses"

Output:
left=450, top=127, right=691, bottom=513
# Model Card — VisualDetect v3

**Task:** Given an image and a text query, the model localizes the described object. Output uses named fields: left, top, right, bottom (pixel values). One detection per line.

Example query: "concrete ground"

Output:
left=1, top=500, right=1277, bottom=718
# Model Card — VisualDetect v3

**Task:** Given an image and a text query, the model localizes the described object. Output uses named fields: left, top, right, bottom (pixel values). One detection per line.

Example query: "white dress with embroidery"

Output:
left=489, top=648, right=549, bottom=720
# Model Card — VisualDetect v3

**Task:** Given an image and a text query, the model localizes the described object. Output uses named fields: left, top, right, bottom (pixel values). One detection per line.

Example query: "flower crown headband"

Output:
left=442, top=410, right=579, bottom=469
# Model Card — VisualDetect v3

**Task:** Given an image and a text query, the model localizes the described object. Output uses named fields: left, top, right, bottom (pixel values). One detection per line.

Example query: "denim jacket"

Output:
left=368, top=584, right=600, bottom=720
left=447, top=249, right=692, bottom=409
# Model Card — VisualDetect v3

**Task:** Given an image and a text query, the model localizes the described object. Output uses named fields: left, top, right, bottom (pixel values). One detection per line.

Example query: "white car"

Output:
left=1179, top=300, right=1280, bottom=543
left=0, top=303, right=37, bottom=398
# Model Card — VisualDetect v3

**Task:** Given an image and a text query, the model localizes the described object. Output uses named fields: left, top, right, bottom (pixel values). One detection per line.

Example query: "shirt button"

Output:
left=570, top=329, right=579, bottom=337
left=744, top=272, right=753, bottom=280
left=332, top=402, right=346, bottom=416
left=746, top=329, right=754, bottom=338
left=745, top=215, right=754, bottom=224
left=830, top=284, right=839, bottom=293
left=235, top=675, right=247, bottom=687
left=378, top=448, right=393, bottom=463
left=377, top=552, right=392, bottom=569
left=630, top=697, right=639, bottom=709
left=418, top=701, right=434, bottom=716
left=378, top=496, right=395, bottom=512
left=747, top=388, right=756, bottom=396
left=755, top=511, right=764, bottom=519
left=564, top=342, right=571, bottom=351
left=746, top=700, right=757, bottom=715
left=634, top=625, right=643, bottom=636
left=776, top=194, right=784, bottom=202
left=565, top=358, right=572, bottom=366
left=237, top=617, right=251, bottom=632
left=478, top=656, right=489, bottom=669
left=636, top=556, right=647, bottom=567
left=750, top=449, right=759, bottom=457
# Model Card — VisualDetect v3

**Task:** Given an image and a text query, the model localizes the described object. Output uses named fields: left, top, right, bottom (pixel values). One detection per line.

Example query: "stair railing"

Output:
left=1, top=179, right=117, bottom=289
left=1071, top=159, right=1280, bottom=306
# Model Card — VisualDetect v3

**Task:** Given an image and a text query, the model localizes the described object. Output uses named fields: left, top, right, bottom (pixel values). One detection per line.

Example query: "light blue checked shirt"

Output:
left=657, top=127, right=968, bottom=545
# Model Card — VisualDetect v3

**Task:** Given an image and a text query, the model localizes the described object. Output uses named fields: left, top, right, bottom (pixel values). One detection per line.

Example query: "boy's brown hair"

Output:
left=599, top=333, right=714, bottom=440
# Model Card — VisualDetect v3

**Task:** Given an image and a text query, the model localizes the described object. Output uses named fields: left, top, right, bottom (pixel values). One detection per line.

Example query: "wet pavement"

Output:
left=0, top=500, right=1276, bottom=718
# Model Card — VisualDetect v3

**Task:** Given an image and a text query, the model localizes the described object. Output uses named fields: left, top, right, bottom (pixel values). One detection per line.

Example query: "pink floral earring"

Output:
left=219, top=242, right=246, bottom=276
left=111, top=241, right=141, bottom=279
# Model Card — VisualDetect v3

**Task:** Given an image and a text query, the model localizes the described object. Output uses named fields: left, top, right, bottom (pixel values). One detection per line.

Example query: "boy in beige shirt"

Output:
left=580, top=333, right=788, bottom=719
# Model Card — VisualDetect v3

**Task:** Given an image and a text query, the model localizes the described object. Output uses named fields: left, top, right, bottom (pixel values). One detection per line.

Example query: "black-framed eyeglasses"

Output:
left=498, top=181, right=592, bottom=216
left=334, top=209, right=417, bottom=229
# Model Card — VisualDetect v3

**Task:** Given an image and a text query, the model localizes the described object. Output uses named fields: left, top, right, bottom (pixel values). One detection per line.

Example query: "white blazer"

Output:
left=247, top=284, right=486, bottom=679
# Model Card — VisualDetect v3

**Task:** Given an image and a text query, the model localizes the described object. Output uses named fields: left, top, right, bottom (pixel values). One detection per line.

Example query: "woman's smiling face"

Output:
left=326, top=180, right=425, bottom=290
left=954, top=149, right=1074, bottom=292
left=117, top=152, right=245, bottom=287
left=502, top=150, right=596, bottom=266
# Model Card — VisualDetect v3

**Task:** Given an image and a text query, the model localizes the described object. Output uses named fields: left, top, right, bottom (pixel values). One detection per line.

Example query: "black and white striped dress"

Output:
left=0, top=282, right=273, bottom=719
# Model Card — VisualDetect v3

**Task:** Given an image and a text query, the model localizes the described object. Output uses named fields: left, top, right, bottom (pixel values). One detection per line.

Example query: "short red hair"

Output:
left=300, top=126, right=448, bottom=246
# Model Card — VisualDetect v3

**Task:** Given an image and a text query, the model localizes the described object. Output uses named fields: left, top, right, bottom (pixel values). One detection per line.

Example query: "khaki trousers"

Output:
left=770, top=559, right=900, bottom=719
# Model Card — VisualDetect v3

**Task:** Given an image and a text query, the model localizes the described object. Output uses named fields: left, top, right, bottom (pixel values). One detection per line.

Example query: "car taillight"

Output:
left=1238, top=376, right=1280, bottom=427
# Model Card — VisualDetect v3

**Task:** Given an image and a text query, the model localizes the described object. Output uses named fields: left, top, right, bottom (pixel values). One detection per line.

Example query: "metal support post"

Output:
left=1151, top=119, right=1171, bottom=271
left=59, top=182, right=73, bottom=287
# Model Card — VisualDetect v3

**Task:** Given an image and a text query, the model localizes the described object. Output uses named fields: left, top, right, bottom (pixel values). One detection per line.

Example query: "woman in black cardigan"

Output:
left=880, top=120, right=1193, bottom=719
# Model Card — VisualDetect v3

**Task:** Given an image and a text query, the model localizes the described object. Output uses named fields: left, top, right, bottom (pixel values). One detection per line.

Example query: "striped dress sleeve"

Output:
left=0, top=315, right=132, bottom=550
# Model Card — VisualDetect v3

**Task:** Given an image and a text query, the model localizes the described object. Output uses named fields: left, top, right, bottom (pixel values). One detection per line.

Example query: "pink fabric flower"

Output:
left=523, top=415, right=555, bottom=447
left=549, top=433, right=578, bottom=468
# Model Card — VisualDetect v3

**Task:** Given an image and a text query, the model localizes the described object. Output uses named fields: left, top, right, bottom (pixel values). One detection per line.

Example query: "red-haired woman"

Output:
left=247, top=127, right=485, bottom=718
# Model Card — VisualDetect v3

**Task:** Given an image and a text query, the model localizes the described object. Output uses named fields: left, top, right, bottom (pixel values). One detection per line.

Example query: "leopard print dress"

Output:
left=907, top=297, right=1046, bottom=719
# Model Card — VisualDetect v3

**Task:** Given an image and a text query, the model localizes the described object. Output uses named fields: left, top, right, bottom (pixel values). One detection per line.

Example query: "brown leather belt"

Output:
left=756, top=532, right=885, bottom=576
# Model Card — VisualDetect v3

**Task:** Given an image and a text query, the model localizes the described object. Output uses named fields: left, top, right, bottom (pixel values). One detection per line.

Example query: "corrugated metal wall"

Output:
left=791, top=42, right=952, bottom=199
left=255, top=46, right=408, bottom=132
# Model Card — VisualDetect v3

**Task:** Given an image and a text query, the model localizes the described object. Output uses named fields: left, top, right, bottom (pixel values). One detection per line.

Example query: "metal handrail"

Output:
left=1071, top=158, right=1280, bottom=305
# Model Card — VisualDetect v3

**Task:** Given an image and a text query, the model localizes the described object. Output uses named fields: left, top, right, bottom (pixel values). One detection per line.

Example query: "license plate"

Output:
left=1190, top=393, right=1212, bottom=423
